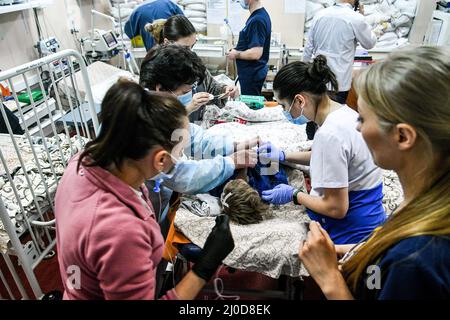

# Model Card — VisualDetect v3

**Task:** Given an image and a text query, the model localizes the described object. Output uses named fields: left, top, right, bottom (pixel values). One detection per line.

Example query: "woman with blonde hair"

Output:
left=298, top=46, right=450, bottom=299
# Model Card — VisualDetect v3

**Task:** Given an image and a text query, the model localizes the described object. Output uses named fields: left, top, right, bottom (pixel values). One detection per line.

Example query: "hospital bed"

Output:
left=161, top=103, right=404, bottom=299
left=0, top=50, right=98, bottom=299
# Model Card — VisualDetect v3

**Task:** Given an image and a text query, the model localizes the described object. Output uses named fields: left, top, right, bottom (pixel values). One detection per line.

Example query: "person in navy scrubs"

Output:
left=297, top=46, right=450, bottom=300
left=125, top=0, right=183, bottom=51
left=226, top=0, right=271, bottom=96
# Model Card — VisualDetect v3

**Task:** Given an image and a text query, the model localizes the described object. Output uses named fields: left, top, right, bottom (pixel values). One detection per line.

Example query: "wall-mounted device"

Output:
left=36, top=37, right=60, bottom=56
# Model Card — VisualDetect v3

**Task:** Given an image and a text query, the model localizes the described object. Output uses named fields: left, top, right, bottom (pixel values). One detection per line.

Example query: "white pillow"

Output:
left=185, top=3, right=207, bottom=11
left=185, top=9, right=207, bottom=18
left=192, top=22, right=207, bottom=33
left=189, top=17, right=207, bottom=24
left=180, top=0, right=206, bottom=5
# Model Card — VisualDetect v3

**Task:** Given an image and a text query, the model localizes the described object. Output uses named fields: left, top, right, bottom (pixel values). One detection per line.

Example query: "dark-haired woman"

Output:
left=140, top=45, right=257, bottom=196
left=146, top=14, right=238, bottom=121
left=55, top=79, right=234, bottom=300
left=259, top=55, right=385, bottom=245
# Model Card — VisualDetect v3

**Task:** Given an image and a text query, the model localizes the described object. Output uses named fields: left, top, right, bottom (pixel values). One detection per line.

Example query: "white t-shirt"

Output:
left=310, top=105, right=381, bottom=197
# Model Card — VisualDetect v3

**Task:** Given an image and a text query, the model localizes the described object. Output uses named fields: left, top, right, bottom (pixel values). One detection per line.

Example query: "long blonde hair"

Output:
left=343, top=46, right=450, bottom=292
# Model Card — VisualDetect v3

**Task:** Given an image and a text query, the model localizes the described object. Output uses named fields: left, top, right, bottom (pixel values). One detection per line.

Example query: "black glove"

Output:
left=192, top=215, right=235, bottom=282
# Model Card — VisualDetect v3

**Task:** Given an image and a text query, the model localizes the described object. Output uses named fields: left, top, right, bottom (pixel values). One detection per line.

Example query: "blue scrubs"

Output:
left=124, top=0, right=184, bottom=50
left=357, top=235, right=450, bottom=299
left=307, top=184, right=386, bottom=244
left=235, top=8, right=271, bottom=96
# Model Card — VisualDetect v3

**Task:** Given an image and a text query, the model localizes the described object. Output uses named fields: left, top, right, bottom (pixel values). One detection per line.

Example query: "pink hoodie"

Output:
left=55, top=155, right=178, bottom=300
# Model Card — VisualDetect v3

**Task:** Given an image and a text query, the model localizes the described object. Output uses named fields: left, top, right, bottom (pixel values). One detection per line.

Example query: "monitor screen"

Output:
left=102, top=32, right=118, bottom=48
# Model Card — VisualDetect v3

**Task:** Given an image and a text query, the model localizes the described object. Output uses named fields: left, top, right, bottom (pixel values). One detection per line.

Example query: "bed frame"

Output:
left=0, top=50, right=98, bottom=299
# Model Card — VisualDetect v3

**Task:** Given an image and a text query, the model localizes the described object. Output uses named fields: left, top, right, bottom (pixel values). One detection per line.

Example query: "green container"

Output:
left=18, top=90, right=44, bottom=104
left=240, top=95, right=265, bottom=110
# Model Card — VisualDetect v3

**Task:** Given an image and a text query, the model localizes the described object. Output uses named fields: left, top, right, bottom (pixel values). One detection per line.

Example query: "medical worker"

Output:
left=140, top=44, right=258, bottom=195
left=226, top=0, right=271, bottom=96
left=55, top=79, right=234, bottom=299
left=299, top=46, right=450, bottom=300
left=259, top=55, right=385, bottom=245
left=146, top=14, right=238, bottom=122
left=124, top=0, right=183, bottom=50
left=303, top=0, right=377, bottom=104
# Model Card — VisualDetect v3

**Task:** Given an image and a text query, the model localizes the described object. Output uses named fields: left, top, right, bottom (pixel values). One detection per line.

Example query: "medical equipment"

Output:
left=212, top=92, right=228, bottom=100
left=426, top=10, right=450, bottom=46
left=0, top=49, right=98, bottom=299
left=82, top=9, right=139, bottom=74
left=153, top=178, right=163, bottom=193
left=239, top=95, right=265, bottom=110
left=36, top=37, right=60, bottom=56
left=81, top=29, right=120, bottom=63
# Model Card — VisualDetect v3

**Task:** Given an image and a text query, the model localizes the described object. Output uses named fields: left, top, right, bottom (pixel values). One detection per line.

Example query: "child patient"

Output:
left=220, top=179, right=269, bottom=225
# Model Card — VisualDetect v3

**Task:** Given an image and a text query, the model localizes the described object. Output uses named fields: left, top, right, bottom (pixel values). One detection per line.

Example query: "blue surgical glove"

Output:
left=257, top=141, right=285, bottom=163
left=261, top=184, right=295, bottom=205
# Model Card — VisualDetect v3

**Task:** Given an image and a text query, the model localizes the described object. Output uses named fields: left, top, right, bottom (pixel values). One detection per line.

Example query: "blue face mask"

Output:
left=151, top=151, right=186, bottom=191
left=283, top=110, right=309, bottom=125
left=177, top=91, right=193, bottom=106
left=240, top=0, right=249, bottom=10
left=283, top=98, right=310, bottom=125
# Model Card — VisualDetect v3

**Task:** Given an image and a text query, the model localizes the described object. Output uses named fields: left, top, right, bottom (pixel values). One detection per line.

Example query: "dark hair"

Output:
left=273, top=55, right=339, bottom=103
left=146, top=15, right=196, bottom=45
left=78, top=78, right=187, bottom=170
left=139, top=44, right=206, bottom=91
left=163, top=15, right=196, bottom=44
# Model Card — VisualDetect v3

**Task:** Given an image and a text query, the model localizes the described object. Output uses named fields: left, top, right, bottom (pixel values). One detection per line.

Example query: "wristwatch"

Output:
left=292, top=189, right=301, bottom=205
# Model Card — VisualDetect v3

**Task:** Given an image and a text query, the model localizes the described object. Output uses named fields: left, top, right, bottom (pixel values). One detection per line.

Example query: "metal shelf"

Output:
left=0, top=0, right=53, bottom=15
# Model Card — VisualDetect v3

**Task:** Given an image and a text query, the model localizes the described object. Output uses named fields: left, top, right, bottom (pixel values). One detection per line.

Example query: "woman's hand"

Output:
left=299, top=222, right=342, bottom=290
left=299, top=221, right=354, bottom=299
left=230, top=149, right=258, bottom=169
left=223, top=85, right=239, bottom=99
left=234, top=136, right=260, bottom=152
left=192, top=215, right=235, bottom=282
left=261, top=184, right=295, bottom=205
left=335, top=244, right=356, bottom=259
left=186, top=92, right=211, bottom=114
left=257, top=141, right=285, bottom=163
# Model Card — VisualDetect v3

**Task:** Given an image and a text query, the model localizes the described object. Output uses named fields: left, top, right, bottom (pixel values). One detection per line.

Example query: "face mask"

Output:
left=151, top=151, right=185, bottom=183
left=283, top=98, right=310, bottom=125
left=240, top=0, right=249, bottom=10
left=176, top=90, right=193, bottom=106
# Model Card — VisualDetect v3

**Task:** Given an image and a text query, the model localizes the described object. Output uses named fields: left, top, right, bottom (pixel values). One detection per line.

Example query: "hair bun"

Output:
left=144, top=19, right=166, bottom=33
left=308, top=55, right=330, bottom=82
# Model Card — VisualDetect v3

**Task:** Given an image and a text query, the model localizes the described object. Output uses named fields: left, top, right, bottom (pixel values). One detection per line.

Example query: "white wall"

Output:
left=0, top=0, right=111, bottom=71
